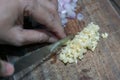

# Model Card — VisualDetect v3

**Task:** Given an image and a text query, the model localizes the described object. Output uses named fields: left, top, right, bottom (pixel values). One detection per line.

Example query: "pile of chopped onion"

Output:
left=58, top=0, right=84, bottom=26
left=59, top=22, right=100, bottom=63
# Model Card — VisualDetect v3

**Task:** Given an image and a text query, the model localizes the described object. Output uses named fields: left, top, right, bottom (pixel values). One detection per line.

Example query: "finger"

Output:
left=0, top=60, right=14, bottom=77
left=46, top=12, right=66, bottom=39
left=32, top=4, right=66, bottom=39
left=45, top=2, right=66, bottom=39
left=7, top=26, right=58, bottom=46
left=39, top=0, right=60, bottom=23
left=50, top=0, right=58, bottom=7
left=40, top=0, right=57, bottom=11
left=21, top=29, right=58, bottom=45
left=48, top=11, right=65, bottom=39
left=40, top=0, right=61, bottom=24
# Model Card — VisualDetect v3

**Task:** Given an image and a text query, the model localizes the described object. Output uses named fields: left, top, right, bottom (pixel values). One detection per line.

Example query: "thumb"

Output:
left=0, top=60, right=14, bottom=77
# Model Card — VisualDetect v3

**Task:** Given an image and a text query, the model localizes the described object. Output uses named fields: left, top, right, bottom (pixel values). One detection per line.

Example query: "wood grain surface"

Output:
left=13, top=0, right=120, bottom=80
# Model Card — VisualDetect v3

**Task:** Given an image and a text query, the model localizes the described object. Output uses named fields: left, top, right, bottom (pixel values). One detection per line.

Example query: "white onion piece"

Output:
left=63, top=0, right=71, bottom=3
left=61, top=18, right=68, bottom=26
left=61, top=10, right=67, bottom=14
left=71, top=2, right=77, bottom=10
left=77, top=13, right=84, bottom=21
left=61, top=14, right=66, bottom=19
left=72, top=0, right=78, bottom=3
left=64, top=3, right=72, bottom=10
left=67, top=11, right=76, bottom=18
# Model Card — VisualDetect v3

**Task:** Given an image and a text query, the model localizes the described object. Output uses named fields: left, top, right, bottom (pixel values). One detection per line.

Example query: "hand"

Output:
left=0, top=0, right=66, bottom=77
left=0, top=60, right=14, bottom=77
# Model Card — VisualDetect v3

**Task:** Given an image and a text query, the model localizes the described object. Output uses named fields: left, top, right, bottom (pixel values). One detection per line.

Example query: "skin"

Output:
left=0, top=0, right=66, bottom=77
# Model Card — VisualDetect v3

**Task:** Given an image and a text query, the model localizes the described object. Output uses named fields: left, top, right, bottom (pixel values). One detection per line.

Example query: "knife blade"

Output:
left=13, top=35, right=74, bottom=74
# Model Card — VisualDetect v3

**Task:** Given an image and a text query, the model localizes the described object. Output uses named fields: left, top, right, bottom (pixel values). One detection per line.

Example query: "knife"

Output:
left=13, top=35, right=74, bottom=74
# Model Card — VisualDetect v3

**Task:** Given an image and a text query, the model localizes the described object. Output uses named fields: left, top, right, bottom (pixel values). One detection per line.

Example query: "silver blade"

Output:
left=14, top=35, right=74, bottom=74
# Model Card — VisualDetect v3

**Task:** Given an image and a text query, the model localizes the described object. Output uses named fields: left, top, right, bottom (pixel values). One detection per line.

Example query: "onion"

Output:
left=61, top=18, right=68, bottom=26
left=58, top=0, right=81, bottom=26
left=77, top=13, right=84, bottom=21
left=67, top=11, right=76, bottom=18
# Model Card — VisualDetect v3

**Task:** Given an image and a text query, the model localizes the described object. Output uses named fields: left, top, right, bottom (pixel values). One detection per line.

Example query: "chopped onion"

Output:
left=58, top=0, right=81, bottom=26
left=59, top=22, right=100, bottom=63
left=72, top=0, right=78, bottom=3
left=77, top=13, right=84, bottom=21
left=61, top=18, right=68, bottom=26
left=58, top=0, right=78, bottom=23
left=67, top=11, right=76, bottom=18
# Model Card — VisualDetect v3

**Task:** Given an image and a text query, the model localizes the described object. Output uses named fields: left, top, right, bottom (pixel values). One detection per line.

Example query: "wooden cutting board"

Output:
left=13, top=0, right=120, bottom=80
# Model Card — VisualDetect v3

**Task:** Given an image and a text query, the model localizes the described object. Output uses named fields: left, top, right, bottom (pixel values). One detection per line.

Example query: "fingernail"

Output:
left=0, top=61, right=14, bottom=77
left=49, top=37, right=58, bottom=43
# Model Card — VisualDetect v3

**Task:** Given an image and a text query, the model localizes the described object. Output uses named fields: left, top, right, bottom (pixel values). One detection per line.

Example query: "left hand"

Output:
left=0, top=0, right=66, bottom=77
left=0, top=0, right=66, bottom=46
